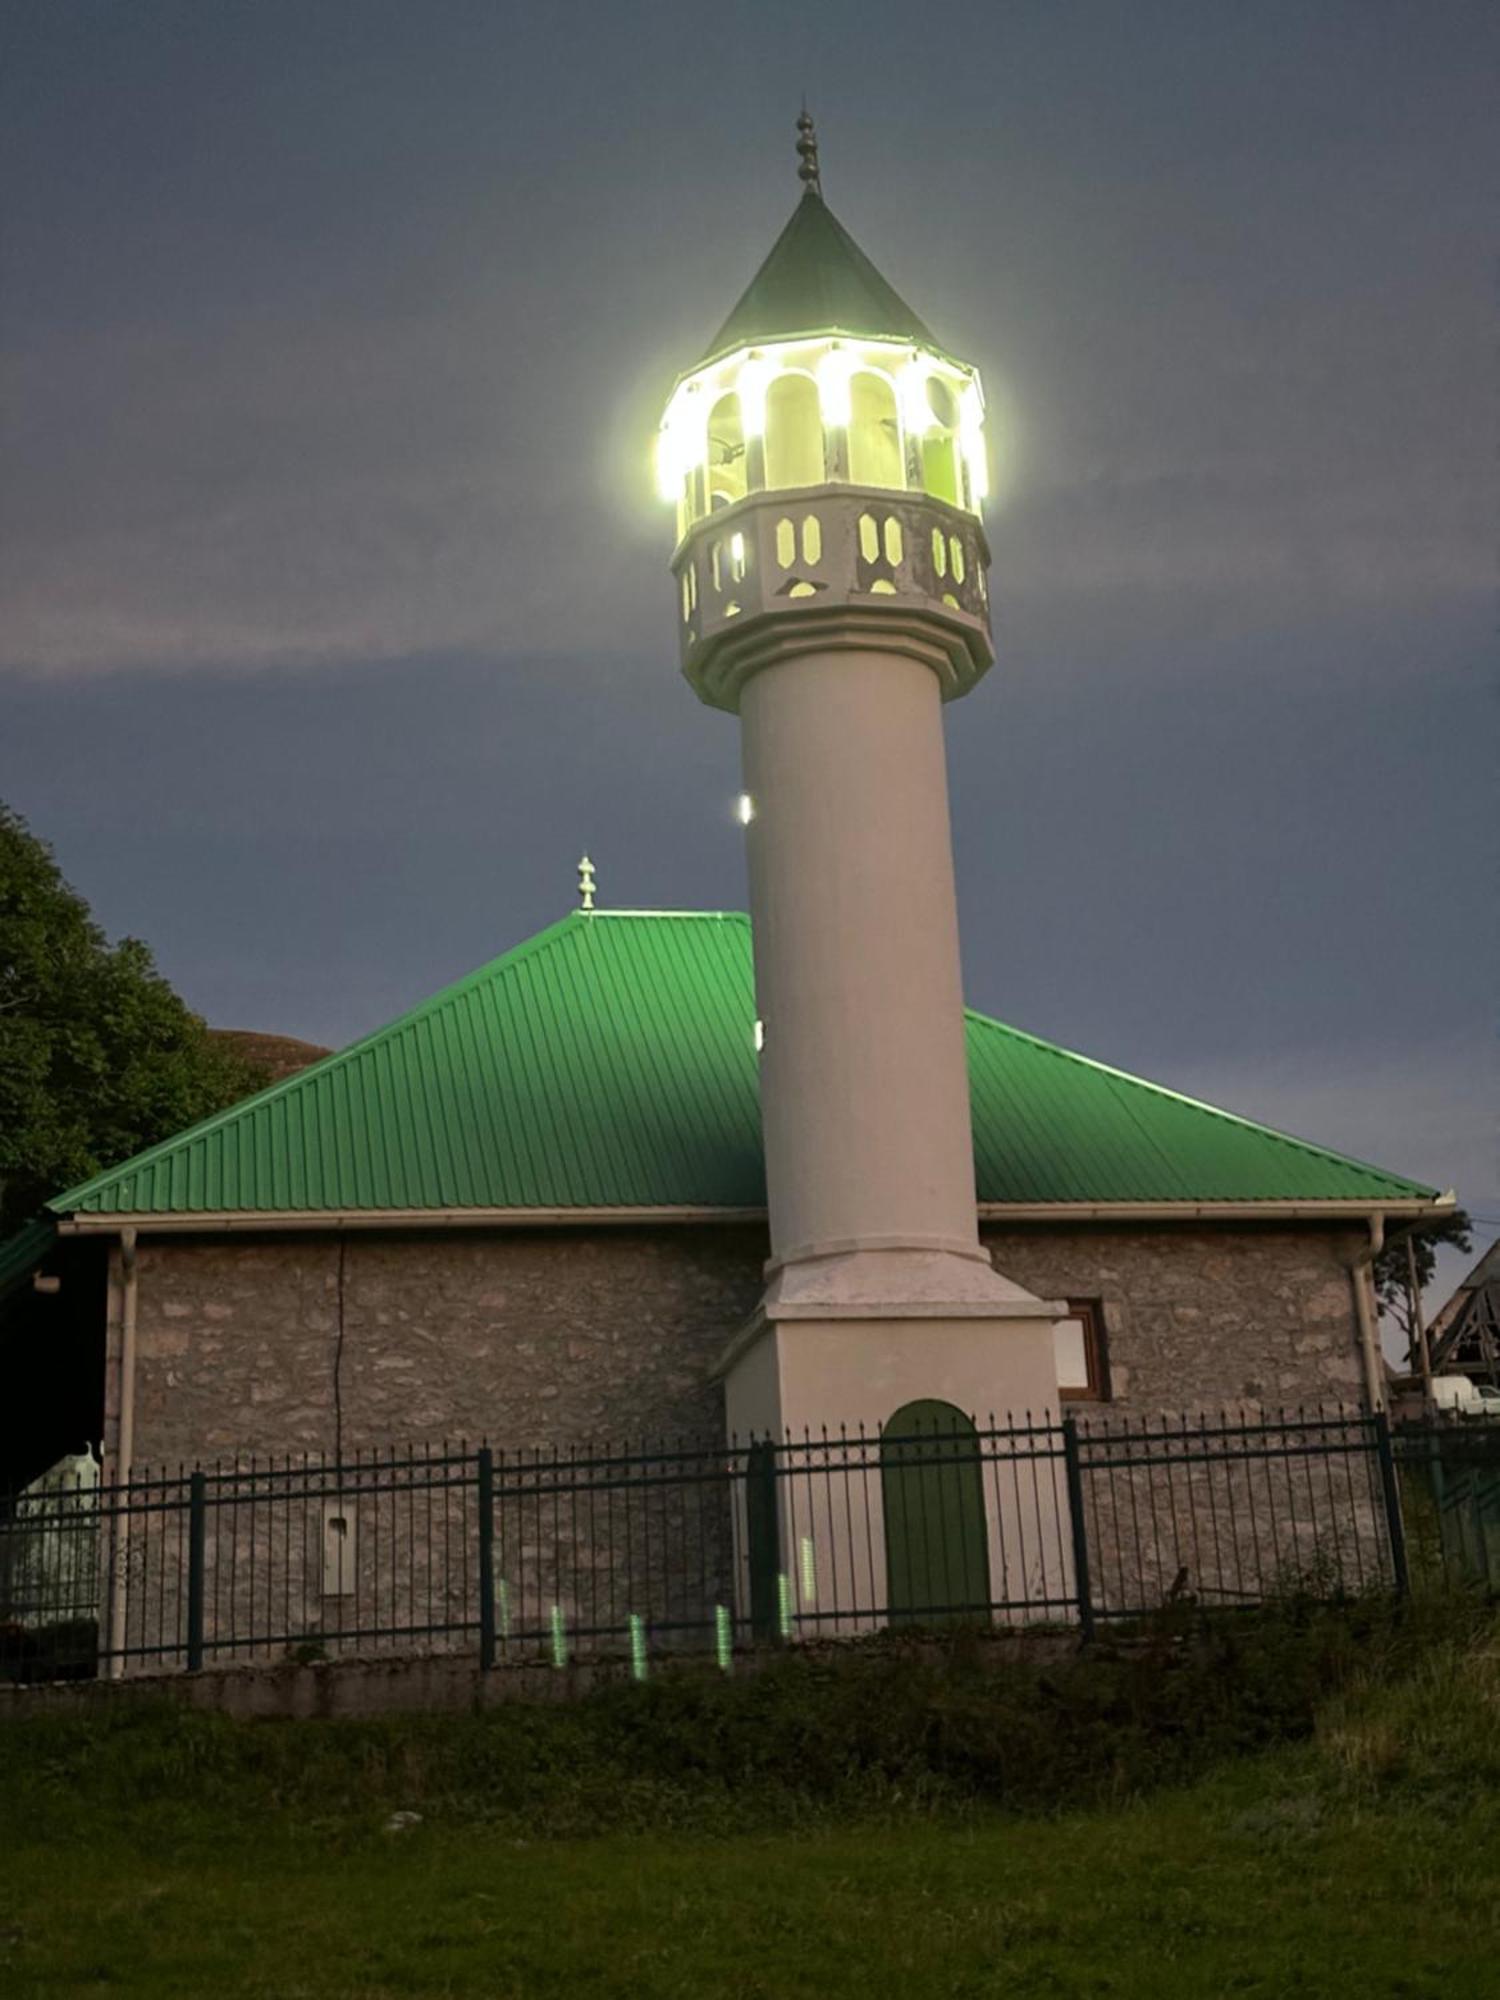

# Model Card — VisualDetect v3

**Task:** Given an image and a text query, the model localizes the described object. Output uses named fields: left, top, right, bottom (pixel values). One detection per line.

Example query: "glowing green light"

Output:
left=549, top=1603, right=568, bottom=1670
left=799, top=1535, right=816, bottom=1606
left=715, top=1603, right=733, bottom=1672
left=777, top=1572, right=793, bottom=1640
left=816, top=346, right=853, bottom=428
left=737, top=354, right=772, bottom=438
left=629, top=1613, right=648, bottom=1682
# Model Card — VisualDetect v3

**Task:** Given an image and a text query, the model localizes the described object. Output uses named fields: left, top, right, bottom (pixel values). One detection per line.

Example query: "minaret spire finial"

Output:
left=795, top=105, right=821, bottom=197
left=577, top=854, right=596, bottom=912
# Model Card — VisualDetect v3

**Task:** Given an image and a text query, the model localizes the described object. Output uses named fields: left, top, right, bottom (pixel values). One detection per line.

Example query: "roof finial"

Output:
left=577, top=854, right=596, bottom=912
left=796, top=105, right=821, bottom=197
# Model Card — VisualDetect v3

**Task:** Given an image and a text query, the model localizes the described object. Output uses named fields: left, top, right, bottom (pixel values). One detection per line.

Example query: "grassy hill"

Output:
left=2, top=1598, right=1497, bottom=1996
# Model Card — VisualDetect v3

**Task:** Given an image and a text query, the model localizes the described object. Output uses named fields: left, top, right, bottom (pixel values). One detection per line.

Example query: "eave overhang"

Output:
left=53, top=1194, right=1455, bottom=1238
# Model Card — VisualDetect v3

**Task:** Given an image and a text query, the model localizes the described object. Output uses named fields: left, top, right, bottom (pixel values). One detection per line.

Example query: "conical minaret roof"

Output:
left=697, top=184, right=938, bottom=370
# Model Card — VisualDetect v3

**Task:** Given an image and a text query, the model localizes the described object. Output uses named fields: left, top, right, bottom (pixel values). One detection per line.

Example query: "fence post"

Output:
left=186, top=1471, right=206, bottom=1672
left=477, top=1446, right=496, bottom=1672
left=746, top=1440, right=780, bottom=1642
left=1373, top=1410, right=1410, bottom=1599
left=1060, top=1415, right=1095, bottom=1642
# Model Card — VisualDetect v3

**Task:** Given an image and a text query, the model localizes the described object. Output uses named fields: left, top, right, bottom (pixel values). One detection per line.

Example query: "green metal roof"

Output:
left=48, top=911, right=1436, bottom=1220
left=699, top=190, right=938, bottom=369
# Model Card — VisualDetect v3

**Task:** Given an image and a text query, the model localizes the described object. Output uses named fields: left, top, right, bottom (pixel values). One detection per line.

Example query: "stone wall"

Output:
left=109, top=1219, right=1369, bottom=1475
left=979, top=1223, right=1368, bottom=1418
left=115, top=1225, right=768, bottom=1473
left=93, top=1219, right=1378, bottom=1668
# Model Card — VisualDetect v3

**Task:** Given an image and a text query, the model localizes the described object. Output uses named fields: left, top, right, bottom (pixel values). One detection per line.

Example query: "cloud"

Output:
left=2, top=182, right=1490, bottom=682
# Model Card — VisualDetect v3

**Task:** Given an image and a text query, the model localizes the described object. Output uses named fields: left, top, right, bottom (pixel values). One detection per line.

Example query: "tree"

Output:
left=0, top=803, right=264, bottom=1235
left=1373, top=1209, right=1474, bottom=1364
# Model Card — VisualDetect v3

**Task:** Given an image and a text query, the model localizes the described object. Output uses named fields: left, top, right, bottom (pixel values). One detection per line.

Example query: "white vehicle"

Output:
left=1430, top=1375, right=1500, bottom=1417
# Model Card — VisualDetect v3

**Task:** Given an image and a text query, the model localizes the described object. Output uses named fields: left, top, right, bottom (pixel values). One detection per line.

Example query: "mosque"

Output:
left=4, top=120, right=1448, bottom=1510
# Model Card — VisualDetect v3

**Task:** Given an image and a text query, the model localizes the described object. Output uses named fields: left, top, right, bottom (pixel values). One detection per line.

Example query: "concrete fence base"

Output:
left=0, top=1627, right=1083, bottom=1722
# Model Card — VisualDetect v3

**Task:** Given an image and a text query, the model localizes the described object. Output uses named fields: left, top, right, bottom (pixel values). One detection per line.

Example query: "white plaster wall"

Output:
left=773, top=1317, right=1061, bottom=1434
left=726, top=1317, right=1070, bottom=1637
left=722, top=1325, right=783, bottom=1444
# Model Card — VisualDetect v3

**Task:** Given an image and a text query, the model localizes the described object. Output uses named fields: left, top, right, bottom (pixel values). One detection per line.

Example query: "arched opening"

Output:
left=881, top=1400, right=989, bottom=1626
left=847, top=371, right=903, bottom=490
left=764, top=373, right=824, bottom=491
left=708, top=393, right=746, bottom=511
left=921, top=435, right=961, bottom=507
left=919, top=374, right=962, bottom=505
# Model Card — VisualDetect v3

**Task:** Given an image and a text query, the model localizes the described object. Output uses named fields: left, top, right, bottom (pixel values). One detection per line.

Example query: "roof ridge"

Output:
left=587, top=909, right=751, bottom=922
left=963, top=1005, right=1435, bottom=1197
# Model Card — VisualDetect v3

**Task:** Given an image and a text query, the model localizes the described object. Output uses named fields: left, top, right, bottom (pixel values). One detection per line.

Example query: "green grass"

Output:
left=4, top=1603, right=1500, bottom=1997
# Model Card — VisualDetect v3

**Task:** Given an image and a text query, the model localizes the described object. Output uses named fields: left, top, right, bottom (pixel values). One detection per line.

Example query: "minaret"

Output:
left=658, top=118, right=1066, bottom=1451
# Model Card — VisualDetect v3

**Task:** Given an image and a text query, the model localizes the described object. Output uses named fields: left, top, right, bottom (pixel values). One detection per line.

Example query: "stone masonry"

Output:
left=107, top=1220, right=1369, bottom=1475
left=977, top=1223, right=1369, bottom=1417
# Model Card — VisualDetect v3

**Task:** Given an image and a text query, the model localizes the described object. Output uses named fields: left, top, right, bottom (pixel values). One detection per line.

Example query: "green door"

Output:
left=882, top=1401, right=990, bottom=1627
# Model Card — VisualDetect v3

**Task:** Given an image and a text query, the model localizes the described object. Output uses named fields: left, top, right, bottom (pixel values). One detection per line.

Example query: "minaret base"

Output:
left=719, top=1250, right=1065, bottom=1429
left=717, top=1291, right=1071, bottom=1638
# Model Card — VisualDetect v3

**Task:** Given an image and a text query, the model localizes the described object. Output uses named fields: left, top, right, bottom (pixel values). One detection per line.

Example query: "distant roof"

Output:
left=47, top=911, right=1437, bottom=1222
left=698, top=189, right=938, bottom=370
left=1429, top=1245, right=1500, bottom=1381
left=1432, top=1232, right=1500, bottom=1344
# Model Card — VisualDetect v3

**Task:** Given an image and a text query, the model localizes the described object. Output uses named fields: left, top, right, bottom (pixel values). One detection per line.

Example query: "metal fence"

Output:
left=1392, top=1421, right=1500, bottom=1593
left=0, top=1406, right=1469, bottom=1685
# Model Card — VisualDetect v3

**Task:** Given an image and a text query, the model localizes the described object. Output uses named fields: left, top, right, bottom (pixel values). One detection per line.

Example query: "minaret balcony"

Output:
left=674, top=484, right=993, bottom=711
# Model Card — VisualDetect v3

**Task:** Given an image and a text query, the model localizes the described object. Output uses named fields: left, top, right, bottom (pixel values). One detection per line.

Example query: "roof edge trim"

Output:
left=53, top=1195, right=1452, bottom=1237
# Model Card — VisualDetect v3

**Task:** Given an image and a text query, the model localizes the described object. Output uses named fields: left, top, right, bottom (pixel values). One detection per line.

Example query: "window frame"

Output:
left=1056, top=1298, right=1111, bottom=1403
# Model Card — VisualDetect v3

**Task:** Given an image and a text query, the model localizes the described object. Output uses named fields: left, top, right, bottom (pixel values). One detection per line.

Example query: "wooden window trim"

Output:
left=1058, top=1298, right=1112, bottom=1403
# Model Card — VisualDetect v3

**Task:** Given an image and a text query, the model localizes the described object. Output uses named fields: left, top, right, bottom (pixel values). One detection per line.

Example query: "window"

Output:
left=1054, top=1300, right=1110, bottom=1401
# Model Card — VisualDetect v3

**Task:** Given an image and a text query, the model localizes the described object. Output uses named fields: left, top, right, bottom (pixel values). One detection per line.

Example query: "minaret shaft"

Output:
left=741, top=644, right=981, bottom=1266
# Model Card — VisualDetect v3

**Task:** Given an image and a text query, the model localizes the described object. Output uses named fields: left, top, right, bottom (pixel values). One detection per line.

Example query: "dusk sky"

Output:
left=2, top=2, right=1496, bottom=1308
